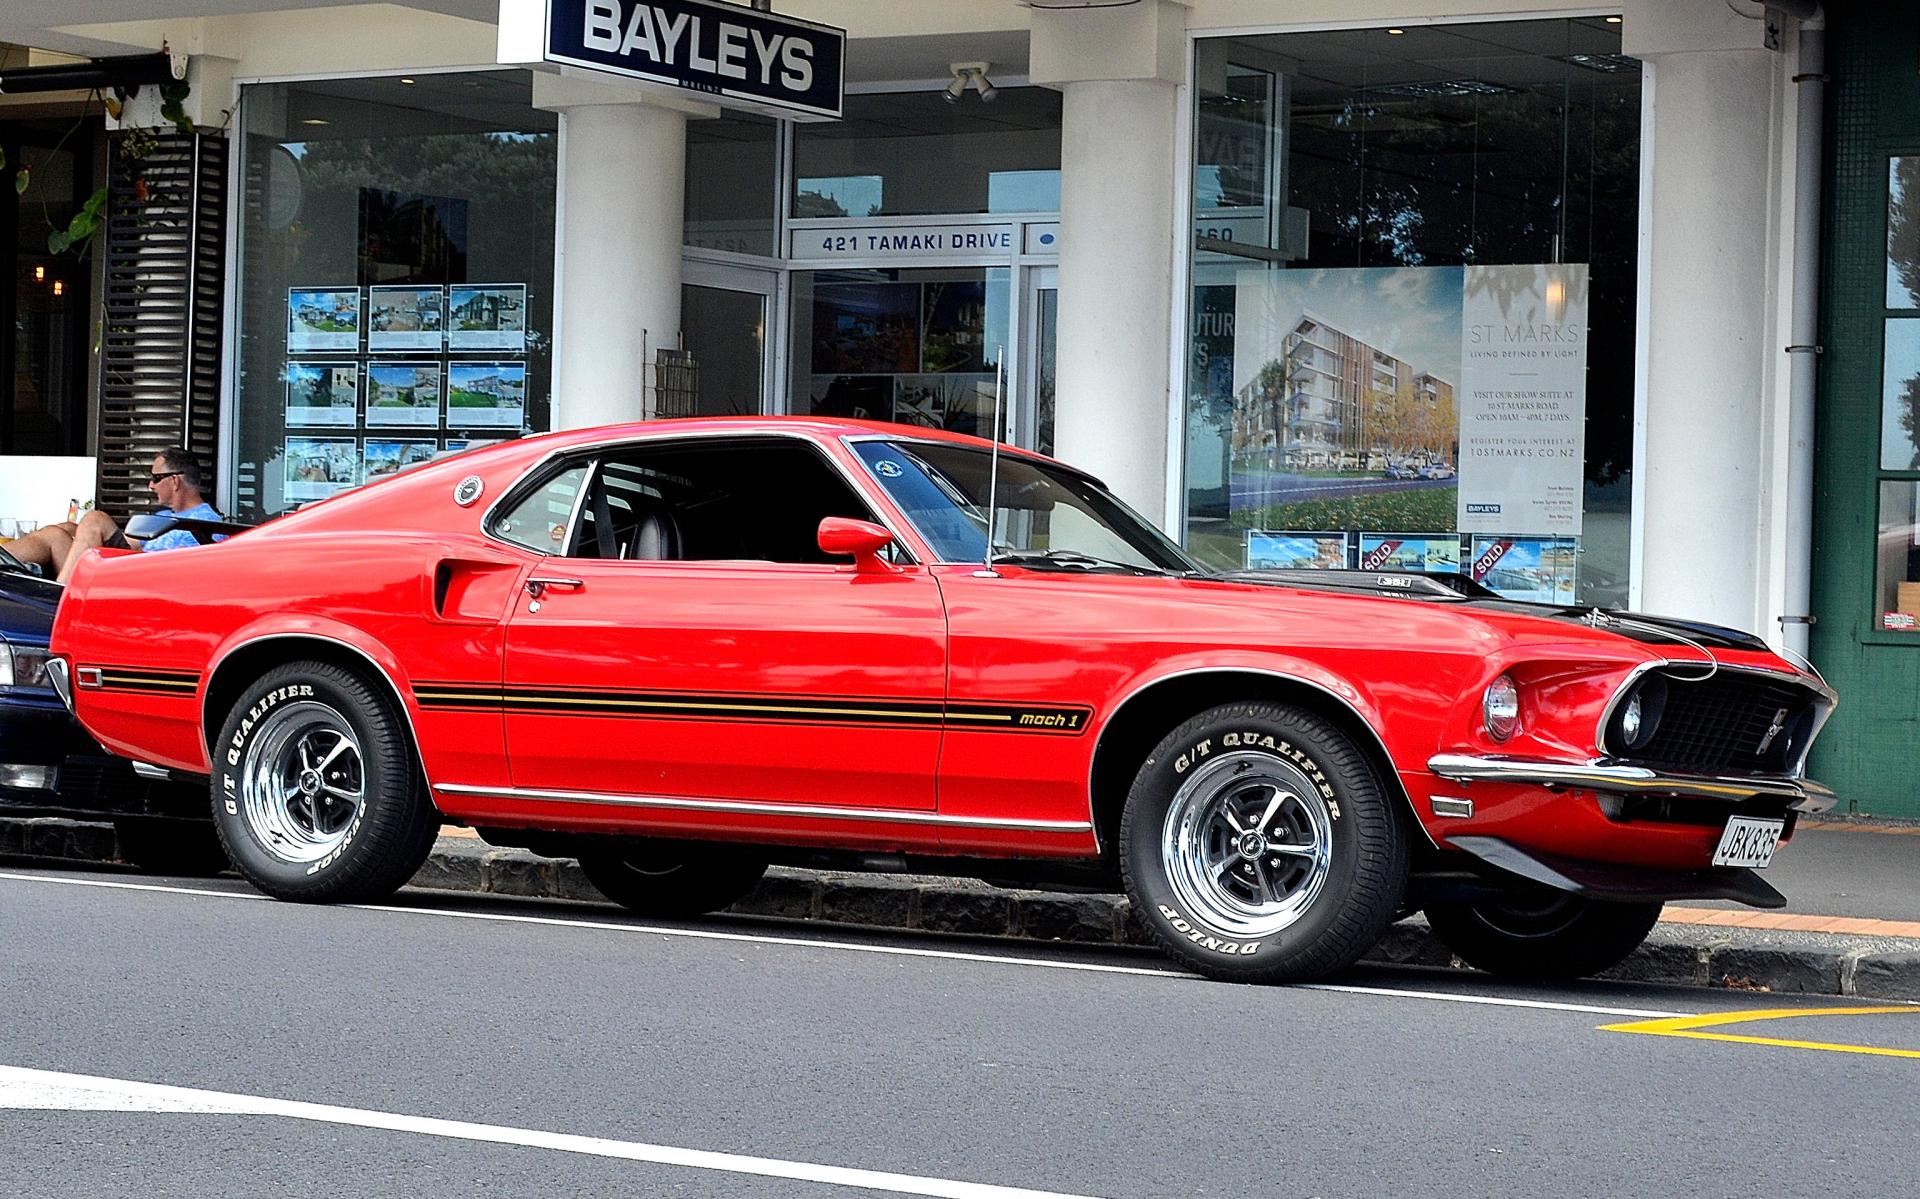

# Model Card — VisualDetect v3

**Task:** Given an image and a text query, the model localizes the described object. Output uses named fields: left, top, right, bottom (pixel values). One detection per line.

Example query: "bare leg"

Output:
left=7, top=523, right=75, bottom=572
left=56, top=511, right=122, bottom=585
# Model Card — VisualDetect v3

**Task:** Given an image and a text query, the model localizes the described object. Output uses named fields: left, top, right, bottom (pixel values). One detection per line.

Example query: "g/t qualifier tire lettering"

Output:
left=1119, top=701, right=1408, bottom=984
left=212, top=661, right=437, bottom=904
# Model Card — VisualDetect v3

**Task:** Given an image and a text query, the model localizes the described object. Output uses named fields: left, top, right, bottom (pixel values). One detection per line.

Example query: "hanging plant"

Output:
left=22, top=70, right=194, bottom=258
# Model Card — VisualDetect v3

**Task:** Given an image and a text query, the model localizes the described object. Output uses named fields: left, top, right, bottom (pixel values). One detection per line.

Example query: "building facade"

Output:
left=0, top=0, right=1909, bottom=810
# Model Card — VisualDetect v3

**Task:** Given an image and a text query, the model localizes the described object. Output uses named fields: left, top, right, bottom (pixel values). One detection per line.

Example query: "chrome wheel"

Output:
left=238, top=700, right=365, bottom=864
left=1160, top=750, right=1335, bottom=938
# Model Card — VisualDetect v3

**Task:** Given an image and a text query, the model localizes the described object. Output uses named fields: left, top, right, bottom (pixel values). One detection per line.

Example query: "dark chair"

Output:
left=623, top=499, right=683, bottom=561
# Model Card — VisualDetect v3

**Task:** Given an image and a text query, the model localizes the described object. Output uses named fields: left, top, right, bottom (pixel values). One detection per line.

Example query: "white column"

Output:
left=1052, top=79, right=1179, bottom=520
left=538, top=76, right=716, bottom=429
left=1031, top=0, right=1187, bottom=523
left=1626, top=0, right=1785, bottom=634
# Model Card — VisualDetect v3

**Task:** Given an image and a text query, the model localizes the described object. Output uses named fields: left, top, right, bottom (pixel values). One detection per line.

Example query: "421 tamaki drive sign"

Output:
left=501, top=0, right=845, bottom=121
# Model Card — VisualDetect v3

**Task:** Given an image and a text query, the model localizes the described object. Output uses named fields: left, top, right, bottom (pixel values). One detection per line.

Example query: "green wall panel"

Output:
left=1810, top=1, right=1920, bottom=813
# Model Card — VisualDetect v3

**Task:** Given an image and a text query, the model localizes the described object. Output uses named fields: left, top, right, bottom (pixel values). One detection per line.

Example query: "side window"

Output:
left=491, top=464, right=590, bottom=554
left=567, top=439, right=899, bottom=564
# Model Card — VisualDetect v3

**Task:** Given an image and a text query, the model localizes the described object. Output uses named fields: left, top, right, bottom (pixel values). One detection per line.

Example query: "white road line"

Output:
left=0, top=1065, right=1102, bottom=1199
left=0, top=869, right=1683, bottom=1018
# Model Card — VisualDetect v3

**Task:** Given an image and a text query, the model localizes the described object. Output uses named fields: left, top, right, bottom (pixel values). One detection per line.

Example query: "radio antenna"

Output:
left=977, top=346, right=1006, bottom=578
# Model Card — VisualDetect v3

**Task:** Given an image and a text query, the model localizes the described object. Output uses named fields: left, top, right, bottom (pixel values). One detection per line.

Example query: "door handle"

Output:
left=526, top=576, right=585, bottom=599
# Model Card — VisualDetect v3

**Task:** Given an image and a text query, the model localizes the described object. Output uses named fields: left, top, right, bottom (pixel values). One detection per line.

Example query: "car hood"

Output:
left=0, top=571, right=60, bottom=642
left=1214, top=568, right=1770, bottom=652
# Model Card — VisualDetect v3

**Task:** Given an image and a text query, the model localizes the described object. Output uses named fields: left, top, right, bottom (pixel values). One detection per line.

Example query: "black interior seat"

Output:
left=623, top=499, right=683, bottom=560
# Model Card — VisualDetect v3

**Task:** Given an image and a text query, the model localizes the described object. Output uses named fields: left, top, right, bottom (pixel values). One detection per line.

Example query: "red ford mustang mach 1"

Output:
left=45, top=418, right=1835, bottom=984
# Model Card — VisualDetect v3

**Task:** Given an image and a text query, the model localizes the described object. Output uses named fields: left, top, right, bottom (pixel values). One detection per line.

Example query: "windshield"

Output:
left=851, top=440, right=1201, bottom=574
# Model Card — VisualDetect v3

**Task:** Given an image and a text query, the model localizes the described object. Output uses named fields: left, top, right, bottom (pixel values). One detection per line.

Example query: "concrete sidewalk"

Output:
left=7, top=814, right=1920, bottom=999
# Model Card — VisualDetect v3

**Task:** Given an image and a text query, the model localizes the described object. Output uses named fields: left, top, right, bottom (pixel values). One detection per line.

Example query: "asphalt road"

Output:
left=4, top=864, right=1919, bottom=1198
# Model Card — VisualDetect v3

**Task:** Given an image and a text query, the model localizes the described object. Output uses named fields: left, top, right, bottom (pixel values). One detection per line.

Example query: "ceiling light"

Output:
left=300, top=117, right=329, bottom=126
left=1387, top=28, right=1406, bottom=35
left=1605, top=15, right=1623, bottom=23
left=1559, top=52, right=1640, bottom=73
left=946, top=61, right=997, bottom=104
left=400, top=77, right=416, bottom=84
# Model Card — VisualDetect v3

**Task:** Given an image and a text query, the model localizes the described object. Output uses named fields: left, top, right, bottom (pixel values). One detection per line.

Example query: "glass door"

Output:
left=1022, top=265, right=1057, bottom=455
left=677, top=260, right=779, bottom=416
left=2, top=122, right=94, bottom=457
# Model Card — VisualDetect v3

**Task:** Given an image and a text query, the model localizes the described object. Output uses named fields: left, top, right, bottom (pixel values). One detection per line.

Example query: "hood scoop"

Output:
left=1222, top=568, right=1501, bottom=600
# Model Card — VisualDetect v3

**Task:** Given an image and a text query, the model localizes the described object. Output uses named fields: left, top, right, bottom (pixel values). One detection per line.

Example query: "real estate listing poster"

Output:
left=1457, top=264, right=1589, bottom=535
left=287, top=288, right=362, bottom=353
left=446, top=362, right=526, bottom=428
left=1358, top=533, right=1461, bottom=573
left=367, top=286, right=445, bottom=352
left=365, top=362, right=442, bottom=427
left=363, top=439, right=437, bottom=481
left=1468, top=536, right=1578, bottom=604
left=284, top=437, right=359, bottom=501
left=1246, top=531, right=1350, bottom=570
left=284, top=362, right=358, bottom=427
left=447, top=284, right=527, bottom=351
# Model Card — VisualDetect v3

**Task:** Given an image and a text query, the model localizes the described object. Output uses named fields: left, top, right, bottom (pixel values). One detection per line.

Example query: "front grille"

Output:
left=1609, top=669, right=1822, bottom=775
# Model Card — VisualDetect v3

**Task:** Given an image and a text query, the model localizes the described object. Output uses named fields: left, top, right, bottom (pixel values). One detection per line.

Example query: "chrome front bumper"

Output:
left=1426, top=752, right=1837, bottom=813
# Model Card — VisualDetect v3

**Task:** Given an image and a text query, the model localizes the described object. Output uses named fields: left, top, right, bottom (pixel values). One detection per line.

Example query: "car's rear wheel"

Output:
left=1119, top=701, right=1409, bottom=983
left=577, top=841, right=768, bottom=917
left=113, top=817, right=228, bottom=877
left=212, top=660, right=438, bottom=902
left=1424, top=889, right=1662, bottom=979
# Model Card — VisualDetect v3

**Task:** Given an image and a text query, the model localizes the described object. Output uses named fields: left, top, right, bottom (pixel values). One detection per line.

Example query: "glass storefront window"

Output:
left=1876, top=480, right=1920, bottom=631
left=1183, top=19, right=1640, bottom=607
left=792, top=89, right=1061, bottom=218
left=228, top=71, right=556, bottom=521
left=685, top=112, right=777, bottom=256
left=789, top=267, right=1010, bottom=437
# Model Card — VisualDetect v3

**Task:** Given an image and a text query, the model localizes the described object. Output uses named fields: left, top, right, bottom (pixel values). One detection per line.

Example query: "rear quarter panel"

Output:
left=52, top=444, right=545, bottom=782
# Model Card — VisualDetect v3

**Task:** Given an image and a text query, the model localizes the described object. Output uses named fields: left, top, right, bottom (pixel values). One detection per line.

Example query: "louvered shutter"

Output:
left=96, top=129, right=227, bottom=514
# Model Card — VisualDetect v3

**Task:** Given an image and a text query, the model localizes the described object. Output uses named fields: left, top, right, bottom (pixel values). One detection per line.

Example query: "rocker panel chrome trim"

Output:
left=432, top=782, right=1095, bottom=833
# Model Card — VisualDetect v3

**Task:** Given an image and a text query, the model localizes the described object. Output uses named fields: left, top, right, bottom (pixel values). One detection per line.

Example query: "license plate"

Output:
left=1712, top=816, right=1785, bottom=869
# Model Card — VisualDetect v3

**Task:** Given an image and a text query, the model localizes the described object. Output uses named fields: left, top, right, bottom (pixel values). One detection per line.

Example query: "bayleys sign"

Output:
left=534, top=0, right=844, bottom=120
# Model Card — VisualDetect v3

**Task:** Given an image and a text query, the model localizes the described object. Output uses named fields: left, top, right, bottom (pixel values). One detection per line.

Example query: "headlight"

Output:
left=0, top=644, right=52, bottom=690
left=1483, top=674, right=1521, bottom=742
left=1611, top=675, right=1667, bottom=753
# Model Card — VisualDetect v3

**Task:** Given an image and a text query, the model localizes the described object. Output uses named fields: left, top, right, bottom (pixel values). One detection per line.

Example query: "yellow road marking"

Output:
left=1602, top=1006, right=1920, bottom=1058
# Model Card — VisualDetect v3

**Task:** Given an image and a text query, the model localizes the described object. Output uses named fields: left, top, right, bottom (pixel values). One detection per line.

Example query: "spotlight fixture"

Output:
left=945, top=62, right=998, bottom=104
left=1387, top=27, right=1406, bottom=35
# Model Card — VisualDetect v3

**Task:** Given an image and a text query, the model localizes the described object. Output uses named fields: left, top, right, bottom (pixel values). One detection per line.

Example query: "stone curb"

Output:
left=10, top=817, right=1920, bottom=999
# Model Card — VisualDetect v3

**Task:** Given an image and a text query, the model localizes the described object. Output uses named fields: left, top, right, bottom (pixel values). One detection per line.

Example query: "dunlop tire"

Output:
left=1119, top=701, right=1408, bottom=984
left=212, top=660, right=438, bottom=903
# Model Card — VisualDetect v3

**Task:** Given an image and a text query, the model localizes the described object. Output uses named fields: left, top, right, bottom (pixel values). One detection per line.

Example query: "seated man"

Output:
left=7, top=448, right=223, bottom=585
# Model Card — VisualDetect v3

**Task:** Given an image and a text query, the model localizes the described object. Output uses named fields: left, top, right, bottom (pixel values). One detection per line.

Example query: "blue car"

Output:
left=0, top=543, right=225, bottom=875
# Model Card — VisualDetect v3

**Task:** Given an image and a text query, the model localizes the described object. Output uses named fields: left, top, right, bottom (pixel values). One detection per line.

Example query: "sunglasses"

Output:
left=148, top=471, right=184, bottom=484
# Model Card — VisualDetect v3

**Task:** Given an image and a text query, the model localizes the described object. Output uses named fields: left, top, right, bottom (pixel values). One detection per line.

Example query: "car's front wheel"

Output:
left=211, top=660, right=438, bottom=902
left=1424, top=889, right=1662, bottom=979
left=1120, top=701, right=1409, bottom=983
left=577, top=841, right=768, bottom=917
